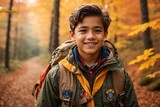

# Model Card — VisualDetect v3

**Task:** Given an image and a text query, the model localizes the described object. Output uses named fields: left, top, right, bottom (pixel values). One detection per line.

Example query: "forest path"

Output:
left=0, top=57, right=46, bottom=107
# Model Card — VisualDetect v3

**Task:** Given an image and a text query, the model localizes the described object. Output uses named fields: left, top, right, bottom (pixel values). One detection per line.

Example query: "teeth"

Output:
left=87, top=43, right=96, bottom=46
left=85, top=42, right=96, bottom=44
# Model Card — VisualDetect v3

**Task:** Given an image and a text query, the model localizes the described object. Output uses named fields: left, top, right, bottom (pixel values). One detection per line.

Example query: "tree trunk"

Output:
left=5, top=0, right=13, bottom=69
left=140, top=0, right=153, bottom=49
left=49, top=0, right=60, bottom=54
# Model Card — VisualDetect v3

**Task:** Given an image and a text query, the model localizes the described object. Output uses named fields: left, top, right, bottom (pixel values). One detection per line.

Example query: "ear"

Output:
left=70, top=30, right=75, bottom=40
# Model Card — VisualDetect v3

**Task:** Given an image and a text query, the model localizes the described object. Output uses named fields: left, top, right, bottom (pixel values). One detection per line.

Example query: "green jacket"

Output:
left=36, top=46, right=138, bottom=107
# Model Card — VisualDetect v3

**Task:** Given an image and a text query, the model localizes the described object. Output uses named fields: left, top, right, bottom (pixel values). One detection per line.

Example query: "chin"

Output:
left=84, top=49, right=99, bottom=54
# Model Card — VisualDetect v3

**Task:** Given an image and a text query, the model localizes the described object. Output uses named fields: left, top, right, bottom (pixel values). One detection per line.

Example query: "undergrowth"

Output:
left=118, top=30, right=160, bottom=91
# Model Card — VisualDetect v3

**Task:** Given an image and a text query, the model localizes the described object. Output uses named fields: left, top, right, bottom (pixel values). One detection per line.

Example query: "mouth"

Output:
left=84, top=42, right=98, bottom=47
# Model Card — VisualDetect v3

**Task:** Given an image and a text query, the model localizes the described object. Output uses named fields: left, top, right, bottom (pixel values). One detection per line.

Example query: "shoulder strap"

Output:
left=59, top=63, right=89, bottom=106
left=59, top=63, right=76, bottom=101
left=112, top=68, right=125, bottom=96
left=112, top=68, right=125, bottom=107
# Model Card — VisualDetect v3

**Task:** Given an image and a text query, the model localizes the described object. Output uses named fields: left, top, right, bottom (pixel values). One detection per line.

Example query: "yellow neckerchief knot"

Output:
left=60, top=59, right=109, bottom=107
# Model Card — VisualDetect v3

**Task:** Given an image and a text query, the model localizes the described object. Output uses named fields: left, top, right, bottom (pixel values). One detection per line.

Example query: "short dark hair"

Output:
left=69, top=4, right=111, bottom=32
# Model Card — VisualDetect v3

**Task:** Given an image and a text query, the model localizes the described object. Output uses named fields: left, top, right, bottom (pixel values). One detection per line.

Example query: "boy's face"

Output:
left=70, top=16, right=107, bottom=56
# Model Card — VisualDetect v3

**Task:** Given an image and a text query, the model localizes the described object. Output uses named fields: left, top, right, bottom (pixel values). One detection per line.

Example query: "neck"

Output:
left=79, top=51, right=100, bottom=66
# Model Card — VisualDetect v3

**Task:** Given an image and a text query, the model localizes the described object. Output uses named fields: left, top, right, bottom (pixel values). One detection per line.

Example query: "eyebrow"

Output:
left=78, top=26, right=87, bottom=29
left=94, top=26, right=103, bottom=29
left=78, top=26, right=103, bottom=29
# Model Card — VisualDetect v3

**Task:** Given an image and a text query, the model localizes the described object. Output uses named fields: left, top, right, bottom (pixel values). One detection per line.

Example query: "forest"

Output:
left=0, top=0, right=160, bottom=107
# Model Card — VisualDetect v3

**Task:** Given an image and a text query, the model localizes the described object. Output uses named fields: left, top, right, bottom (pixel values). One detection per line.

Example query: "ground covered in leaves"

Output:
left=0, top=57, right=160, bottom=107
left=127, top=65, right=160, bottom=107
left=0, top=57, right=46, bottom=107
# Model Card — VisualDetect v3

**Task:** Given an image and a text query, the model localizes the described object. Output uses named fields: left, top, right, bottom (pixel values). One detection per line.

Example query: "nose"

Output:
left=86, top=31, right=95, bottom=40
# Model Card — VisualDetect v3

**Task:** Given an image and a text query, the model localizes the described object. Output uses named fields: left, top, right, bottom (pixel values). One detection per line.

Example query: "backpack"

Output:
left=32, top=39, right=125, bottom=105
left=32, top=40, right=75, bottom=98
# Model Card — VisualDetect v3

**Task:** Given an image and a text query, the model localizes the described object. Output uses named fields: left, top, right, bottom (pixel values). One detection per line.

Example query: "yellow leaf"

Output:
left=155, top=54, right=160, bottom=59
left=128, top=25, right=141, bottom=36
left=143, top=48, right=154, bottom=60
left=128, top=23, right=149, bottom=36
left=129, top=60, right=138, bottom=65
left=138, top=52, right=160, bottom=71
left=128, top=18, right=160, bottom=36
left=129, top=55, right=143, bottom=65
left=149, top=18, right=160, bottom=30
left=128, top=29, right=140, bottom=36
left=141, top=23, right=149, bottom=32
left=147, top=71, right=160, bottom=78
left=129, top=48, right=154, bottom=65
left=138, top=60, right=150, bottom=71
left=147, top=74, right=156, bottom=79
left=132, top=24, right=141, bottom=30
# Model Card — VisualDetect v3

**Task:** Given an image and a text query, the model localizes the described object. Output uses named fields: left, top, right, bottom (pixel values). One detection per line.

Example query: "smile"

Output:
left=84, top=42, right=98, bottom=47
left=84, top=42, right=97, bottom=44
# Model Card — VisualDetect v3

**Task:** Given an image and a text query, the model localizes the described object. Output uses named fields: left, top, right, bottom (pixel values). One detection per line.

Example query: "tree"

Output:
left=140, top=0, right=153, bottom=49
left=5, top=0, right=14, bottom=69
left=49, top=0, right=60, bottom=53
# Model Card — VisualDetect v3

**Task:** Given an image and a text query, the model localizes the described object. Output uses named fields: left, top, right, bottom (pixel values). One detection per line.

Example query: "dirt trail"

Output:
left=0, top=57, right=160, bottom=107
left=0, top=57, right=46, bottom=107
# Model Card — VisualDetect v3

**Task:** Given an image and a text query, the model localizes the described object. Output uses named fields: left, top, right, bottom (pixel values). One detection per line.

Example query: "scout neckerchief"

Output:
left=60, top=59, right=109, bottom=107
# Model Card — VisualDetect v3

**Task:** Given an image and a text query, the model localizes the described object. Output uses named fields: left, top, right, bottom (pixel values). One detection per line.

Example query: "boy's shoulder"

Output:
left=48, top=64, right=60, bottom=78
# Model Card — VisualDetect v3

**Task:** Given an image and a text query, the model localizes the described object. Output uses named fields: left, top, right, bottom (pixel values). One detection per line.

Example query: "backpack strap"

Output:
left=59, top=62, right=76, bottom=101
left=59, top=63, right=88, bottom=106
left=59, top=62, right=90, bottom=106
left=112, top=68, right=125, bottom=107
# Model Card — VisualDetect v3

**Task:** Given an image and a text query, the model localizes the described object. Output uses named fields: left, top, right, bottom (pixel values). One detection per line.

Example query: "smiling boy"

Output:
left=36, top=4, right=138, bottom=107
left=71, top=16, right=106, bottom=66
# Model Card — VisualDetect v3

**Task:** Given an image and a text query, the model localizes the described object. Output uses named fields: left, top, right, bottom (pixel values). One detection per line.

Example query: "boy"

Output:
left=36, top=4, right=138, bottom=107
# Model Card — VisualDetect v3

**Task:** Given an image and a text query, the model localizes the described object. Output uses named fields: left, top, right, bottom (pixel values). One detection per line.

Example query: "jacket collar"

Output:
left=65, top=45, right=123, bottom=71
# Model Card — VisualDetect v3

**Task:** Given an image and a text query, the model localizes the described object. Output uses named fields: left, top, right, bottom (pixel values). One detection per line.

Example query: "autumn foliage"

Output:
left=129, top=48, right=160, bottom=74
left=128, top=18, right=160, bottom=36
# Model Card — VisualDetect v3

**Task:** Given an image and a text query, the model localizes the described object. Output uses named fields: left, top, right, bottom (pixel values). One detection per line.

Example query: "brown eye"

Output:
left=95, top=29, right=102, bottom=33
left=80, top=29, right=87, bottom=33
